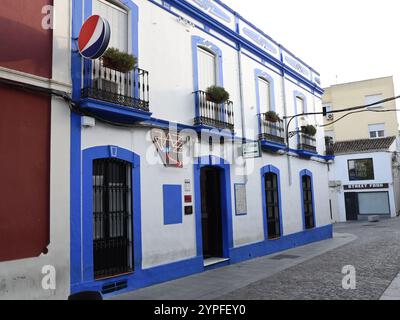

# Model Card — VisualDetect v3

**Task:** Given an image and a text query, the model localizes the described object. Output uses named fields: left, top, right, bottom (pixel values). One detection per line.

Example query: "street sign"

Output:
left=78, top=15, right=111, bottom=59
left=242, top=141, right=261, bottom=159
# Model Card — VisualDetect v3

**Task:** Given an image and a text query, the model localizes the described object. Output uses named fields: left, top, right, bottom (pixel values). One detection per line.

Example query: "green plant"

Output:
left=302, top=125, right=317, bottom=136
left=206, top=86, right=230, bottom=104
left=101, top=47, right=137, bottom=73
left=264, top=111, right=281, bottom=123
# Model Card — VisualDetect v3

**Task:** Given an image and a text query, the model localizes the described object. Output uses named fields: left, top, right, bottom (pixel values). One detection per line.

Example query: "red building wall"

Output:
left=0, top=85, right=51, bottom=262
left=0, top=0, right=53, bottom=78
left=0, top=1, right=53, bottom=262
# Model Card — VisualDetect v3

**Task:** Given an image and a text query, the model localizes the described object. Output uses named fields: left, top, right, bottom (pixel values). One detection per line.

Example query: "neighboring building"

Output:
left=323, top=76, right=398, bottom=142
left=0, top=0, right=71, bottom=299
left=1, top=0, right=333, bottom=299
left=328, top=137, right=400, bottom=222
left=323, top=77, right=400, bottom=222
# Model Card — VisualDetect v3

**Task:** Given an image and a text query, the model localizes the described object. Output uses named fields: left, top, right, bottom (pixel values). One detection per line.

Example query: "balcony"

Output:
left=258, top=113, right=286, bottom=152
left=194, top=90, right=234, bottom=132
left=325, top=136, right=335, bottom=159
left=297, top=132, right=317, bottom=157
left=80, top=59, right=151, bottom=122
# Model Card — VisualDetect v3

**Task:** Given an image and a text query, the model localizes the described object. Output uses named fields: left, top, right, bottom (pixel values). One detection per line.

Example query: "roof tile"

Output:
left=333, top=136, right=396, bottom=154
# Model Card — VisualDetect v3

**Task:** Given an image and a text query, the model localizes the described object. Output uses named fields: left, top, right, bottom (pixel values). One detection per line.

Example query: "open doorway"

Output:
left=200, top=166, right=223, bottom=259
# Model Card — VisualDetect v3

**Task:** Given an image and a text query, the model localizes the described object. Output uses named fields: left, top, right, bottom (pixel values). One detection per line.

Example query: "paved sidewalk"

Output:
left=112, top=232, right=356, bottom=300
left=380, top=273, right=400, bottom=300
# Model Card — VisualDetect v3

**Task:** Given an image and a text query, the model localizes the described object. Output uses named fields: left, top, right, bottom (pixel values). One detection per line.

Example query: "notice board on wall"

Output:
left=234, top=184, right=247, bottom=216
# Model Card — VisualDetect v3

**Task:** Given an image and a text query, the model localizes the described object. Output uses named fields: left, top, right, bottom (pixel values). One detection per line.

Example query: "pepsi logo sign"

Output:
left=78, top=15, right=111, bottom=59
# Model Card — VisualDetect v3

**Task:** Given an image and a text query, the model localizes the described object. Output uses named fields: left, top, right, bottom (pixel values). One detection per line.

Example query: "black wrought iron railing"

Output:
left=325, top=136, right=334, bottom=156
left=194, top=90, right=234, bottom=131
left=298, top=133, right=317, bottom=152
left=258, top=114, right=285, bottom=145
left=82, top=59, right=150, bottom=112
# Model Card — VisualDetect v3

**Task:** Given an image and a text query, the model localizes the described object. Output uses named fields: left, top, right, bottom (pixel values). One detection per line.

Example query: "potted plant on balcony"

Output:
left=206, top=86, right=230, bottom=104
left=101, top=47, right=137, bottom=73
left=301, top=124, right=317, bottom=136
left=264, top=111, right=281, bottom=123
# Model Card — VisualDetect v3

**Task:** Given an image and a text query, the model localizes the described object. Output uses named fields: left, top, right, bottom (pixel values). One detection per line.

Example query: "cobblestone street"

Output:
left=219, top=218, right=400, bottom=300
left=114, top=217, right=400, bottom=300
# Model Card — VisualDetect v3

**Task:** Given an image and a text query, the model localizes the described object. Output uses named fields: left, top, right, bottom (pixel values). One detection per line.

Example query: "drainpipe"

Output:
left=279, top=47, right=292, bottom=186
left=236, top=20, right=248, bottom=184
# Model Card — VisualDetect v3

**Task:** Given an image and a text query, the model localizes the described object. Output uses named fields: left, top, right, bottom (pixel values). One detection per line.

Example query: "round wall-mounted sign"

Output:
left=78, top=15, right=111, bottom=59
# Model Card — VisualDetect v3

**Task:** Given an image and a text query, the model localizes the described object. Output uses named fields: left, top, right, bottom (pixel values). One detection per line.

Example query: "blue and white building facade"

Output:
left=63, top=0, right=334, bottom=298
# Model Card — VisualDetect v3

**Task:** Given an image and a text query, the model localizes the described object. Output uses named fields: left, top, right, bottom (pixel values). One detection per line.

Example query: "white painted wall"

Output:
left=329, top=151, right=399, bottom=222
left=78, top=0, right=331, bottom=270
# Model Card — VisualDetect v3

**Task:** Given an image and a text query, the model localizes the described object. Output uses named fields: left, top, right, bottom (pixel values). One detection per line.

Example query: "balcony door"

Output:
left=93, top=0, right=128, bottom=52
left=258, top=77, right=271, bottom=113
left=197, top=47, right=217, bottom=92
left=197, top=47, right=220, bottom=123
left=92, top=0, right=129, bottom=96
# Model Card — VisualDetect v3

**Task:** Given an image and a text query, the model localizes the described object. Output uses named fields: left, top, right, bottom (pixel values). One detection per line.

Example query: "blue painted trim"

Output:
left=260, top=140, right=286, bottom=153
left=79, top=146, right=142, bottom=282
left=299, top=169, right=317, bottom=231
left=71, top=223, right=332, bottom=297
left=80, top=0, right=141, bottom=117
left=70, top=0, right=83, bottom=287
left=193, top=156, right=234, bottom=258
left=296, top=149, right=318, bottom=159
left=293, top=91, right=308, bottom=122
left=154, top=0, right=324, bottom=94
left=229, top=224, right=332, bottom=264
left=145, top=116, right=330, bottom=160
left=71, top=256, right=204, bottom=298
left=163, top=185, right=183, bottom=225
left=260, top=165, right=284, bottom=240
left=80, top=98, right=152, bottom=123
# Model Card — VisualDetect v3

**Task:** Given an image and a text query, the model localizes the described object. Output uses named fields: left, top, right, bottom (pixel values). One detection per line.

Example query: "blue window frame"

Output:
left=261, top=165, right=283, bottom=240
left=300, top=169, right=316, bottom=230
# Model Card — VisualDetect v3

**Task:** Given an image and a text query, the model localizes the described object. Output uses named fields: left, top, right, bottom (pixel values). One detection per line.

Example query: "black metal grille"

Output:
left=302, top=175, right=315, bottom=230
left=298, top=133, right=317, bottom=152
left=325, top=136, right=334, bottom=156
left=93, top=158, right=133, bottom=280
left=82, top=59, right=150, bottom=111
left=194, top=90, right=234, bottom=131
left=265, top=172, right=281, bottom=239
left=258, top=114, right=285, bottom=145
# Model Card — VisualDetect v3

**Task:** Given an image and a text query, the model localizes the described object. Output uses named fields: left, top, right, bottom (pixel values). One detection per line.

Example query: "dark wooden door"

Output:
left=302, top=175, right=315, bottom=229
left=345, top=192, right=359, bottom=221
left=200, top=167, right=223, bottom=258
left=92, top=158, right=133, bottom=279
left=265, top=173, right=281, bottom=239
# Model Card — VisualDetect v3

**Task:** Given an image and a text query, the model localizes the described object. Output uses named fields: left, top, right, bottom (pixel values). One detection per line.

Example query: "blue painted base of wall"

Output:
left=71, top=256, right=204, bottom=298
left=71, top=224, right=332, bottom=298
left=229, top=224, right=333, bottom=264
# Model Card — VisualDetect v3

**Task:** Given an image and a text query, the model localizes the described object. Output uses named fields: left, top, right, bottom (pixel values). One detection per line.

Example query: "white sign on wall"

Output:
left=235, top=184, right=247, bottom=215
left=242, top=141, right=261, bottom=159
